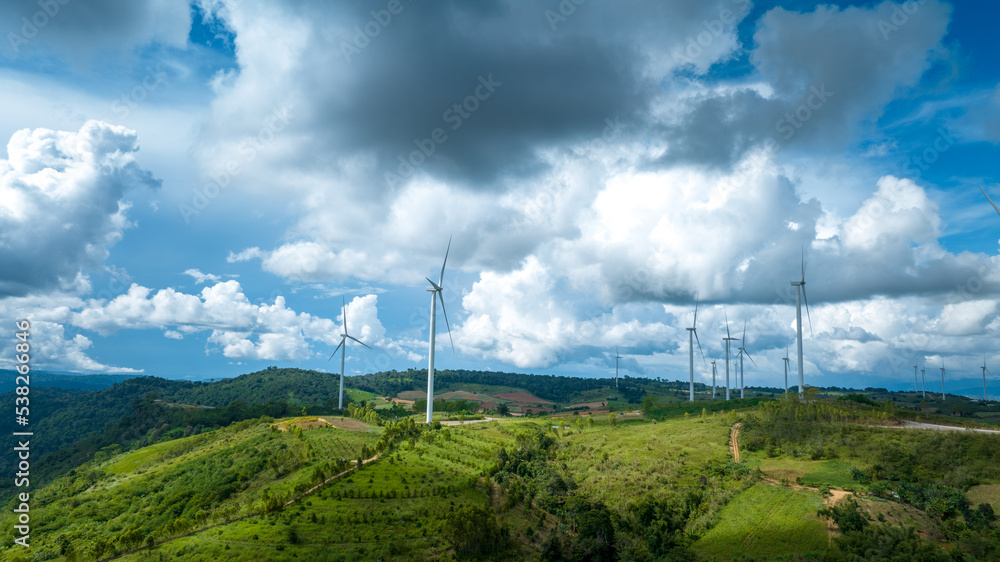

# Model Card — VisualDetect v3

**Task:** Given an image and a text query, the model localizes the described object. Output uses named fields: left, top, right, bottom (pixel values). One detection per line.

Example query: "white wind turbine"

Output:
left=329, top=297, right=371, bottom=409
left=790, top=250, right=813, bottom=397
left=982, top=354, right=991, bottom=402
left=940, top=361, right=946, bottom=400
left=425, top=237, right=455, bottom=424
left=686, top=300, right=706, bottom=402
left=722, top=309, right=738, bottom=401
left=736, top=320, right=757, bottom=399
left=614, top=346, right=622, bottom=389
left=711, top=359, right=718, bottom=399
left=920, top=364, right=926, bottom=400
left=783, top=348, right=791, bottom=394
left=913, top=363, right=919, bottom=394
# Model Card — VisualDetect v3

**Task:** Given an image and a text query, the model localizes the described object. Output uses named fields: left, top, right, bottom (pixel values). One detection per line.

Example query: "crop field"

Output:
left=692, top=483, right=828, bottom=559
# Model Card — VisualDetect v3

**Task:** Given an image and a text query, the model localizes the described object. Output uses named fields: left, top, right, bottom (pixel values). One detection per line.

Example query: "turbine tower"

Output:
left=711, top=359, right=718, bottom=399
left=722, top=309, right=738, bottom=401
left=782, top=348, right=791, bottom=394
left=686, top=299, right=706, bottom=402
left=614, top=346, right=622, bottom=389
left=425, top=237, right=455, bottom=424
left=736, top=321, right=757, bottom=399
left=913, top=364, right=919, bottom=394
left=982, top=354, right=991, bottom=402
left=920, top=365, right=926, bottom=400
left=940, top=362, right=946, bottom=400
left=790, top=250, right=813, bottom=397
left=329, top=297, right=371, bottom=409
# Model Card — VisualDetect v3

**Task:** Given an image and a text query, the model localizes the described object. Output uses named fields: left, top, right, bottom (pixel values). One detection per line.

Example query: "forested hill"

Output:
left=351, top=368, right=653, bottom=403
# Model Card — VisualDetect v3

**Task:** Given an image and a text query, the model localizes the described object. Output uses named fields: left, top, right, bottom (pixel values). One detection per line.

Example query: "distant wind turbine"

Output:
left=790, top=249, right=813, bottom=397
left=940, top=362, right=946, bottom=401
left=980, top=185, right=1000, bottom=217
left=686, top=299, right=706, bottom=402
left=920, top=365, right=926, bottom=400
left=425, top=237, right=455, bottom=424
left=722, top=308, right=738, bottom=401
left=736, top=320, right=757, bottom=399
left=329, top=297, right=371, bottom=409
left=711, top=359, right=718, bottom=400
left=614, top=346, right=622, bottom=389
left=913, top=364, right=919, bottom=394
left=783, top=348, right=791, bottom=394
left=982, top=354, right=991, bottom=402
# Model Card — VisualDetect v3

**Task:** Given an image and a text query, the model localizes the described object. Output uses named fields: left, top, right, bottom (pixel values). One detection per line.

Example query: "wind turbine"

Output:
left=686, top=300, right=706, bottom=402
left=722, top=309, right=738, bottom=401
left=329, top=297, right=371, bottom=409
left=980, top=185, right=1000, bottom=216
left=940, top=361, right=946, bottom=401
left=913, top=364, right=919, bottom=394
left=790, top=249, right=813, bottom=397
left=614, top=346, right=622, bottom=389
left=711, top=359, right=718, bottom=399
left=982, top=354, right=991, bottom=402
left=783, top=348, right=791, bottom=394
left=736, top=320, right=757, bottom=399
left=425, top=237, right=455, bottom=424
left=920, top=364, right=926, bottom=400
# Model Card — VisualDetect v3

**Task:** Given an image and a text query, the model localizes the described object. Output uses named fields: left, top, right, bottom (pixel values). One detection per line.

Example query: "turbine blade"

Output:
left=694, top=330, right=706, bottom=364
left=693, top=298, right=699, bottom=328
left=724, top=308, right=731, bottom=339
left=342, top=297, right=348, bottom=334
left=329, top=338, right=344, bottom=360
left=802, top=284, right=813, bottom=336
left=981, top=185, right=1000, bottom=217
left=745, top=349, right=758, bottom=368
left=347, top=335, right=372, bottom=350
left=439, top=236, right=452, bottom=286
left=426, top=277, right=441, bottom=291
left=437, top=293, right=455, bottom=353
left=742, top=319, right=747, bottom=342
left=801, top=246, right=806, bottom=283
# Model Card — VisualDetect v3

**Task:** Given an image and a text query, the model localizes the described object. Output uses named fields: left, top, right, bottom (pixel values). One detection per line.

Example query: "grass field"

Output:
left=692, top=483, right=828, bottom=559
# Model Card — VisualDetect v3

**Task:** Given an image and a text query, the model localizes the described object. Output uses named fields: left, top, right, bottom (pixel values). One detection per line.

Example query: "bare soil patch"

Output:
left=496, top=391, right=554, bottom=404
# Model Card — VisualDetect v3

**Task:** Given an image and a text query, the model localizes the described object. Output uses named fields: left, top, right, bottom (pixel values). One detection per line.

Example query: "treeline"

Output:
left=351, top=368, right=659, bottom=404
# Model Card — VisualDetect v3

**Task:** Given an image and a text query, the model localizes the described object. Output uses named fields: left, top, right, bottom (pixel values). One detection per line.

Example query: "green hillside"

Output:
left=8, top=369, right=1000, bottom=559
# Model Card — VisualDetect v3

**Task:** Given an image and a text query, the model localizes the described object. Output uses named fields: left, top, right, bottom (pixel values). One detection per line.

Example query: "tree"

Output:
left=445, top=504, right=510, bottom=559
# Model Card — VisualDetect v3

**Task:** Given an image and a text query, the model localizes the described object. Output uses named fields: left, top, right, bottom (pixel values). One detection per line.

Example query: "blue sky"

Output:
left=1, top=0, right=999, bottom=395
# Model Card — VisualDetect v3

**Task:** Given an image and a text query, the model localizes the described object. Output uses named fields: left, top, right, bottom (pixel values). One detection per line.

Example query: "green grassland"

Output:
left=693, top=483, right=828, bottom=559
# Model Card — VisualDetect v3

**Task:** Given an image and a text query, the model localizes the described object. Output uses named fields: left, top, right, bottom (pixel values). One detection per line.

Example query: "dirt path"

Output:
left=730, top=422, right=742, bottom=463
left=896, top=420, right=1000, bottom=434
